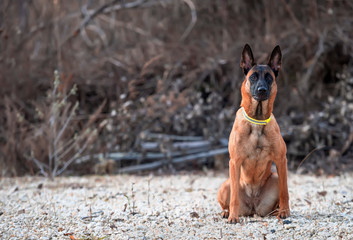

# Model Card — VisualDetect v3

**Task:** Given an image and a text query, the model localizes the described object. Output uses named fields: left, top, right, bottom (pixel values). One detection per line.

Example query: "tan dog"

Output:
left=217, top=44, right=290, bottom=223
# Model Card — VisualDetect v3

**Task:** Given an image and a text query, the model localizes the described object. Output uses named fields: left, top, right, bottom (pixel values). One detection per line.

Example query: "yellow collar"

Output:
left=242, top=107, right=271, bottom=125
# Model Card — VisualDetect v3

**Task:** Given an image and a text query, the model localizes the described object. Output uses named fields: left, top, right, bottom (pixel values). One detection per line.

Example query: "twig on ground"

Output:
left=296, top=146, right=328, bottom=173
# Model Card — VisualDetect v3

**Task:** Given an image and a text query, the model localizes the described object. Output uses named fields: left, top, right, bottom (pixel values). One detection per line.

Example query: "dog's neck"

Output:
left=241, top=99, right=272, bottom=120
left=240, top=82, right=276, bottom=120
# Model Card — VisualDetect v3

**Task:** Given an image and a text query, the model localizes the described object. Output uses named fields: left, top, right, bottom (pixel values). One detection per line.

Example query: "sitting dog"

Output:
left=217, top=44, right=290, bottom=223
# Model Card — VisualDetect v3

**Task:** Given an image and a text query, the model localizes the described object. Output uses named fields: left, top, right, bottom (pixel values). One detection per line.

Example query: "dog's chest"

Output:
left=241, top=125, right=271, bottom=160
left=236, top=125, right=273, bottom=195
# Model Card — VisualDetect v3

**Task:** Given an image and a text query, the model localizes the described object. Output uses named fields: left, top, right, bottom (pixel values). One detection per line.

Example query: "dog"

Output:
left=217, top=44, right=290, bottom=223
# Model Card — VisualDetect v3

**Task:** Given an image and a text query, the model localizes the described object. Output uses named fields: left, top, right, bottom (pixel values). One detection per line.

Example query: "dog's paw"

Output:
left=221, top=211, right=229, bottom=218
left=227, top=215, right=239, bottom=224
left=277, top=208, right=290, bottom=219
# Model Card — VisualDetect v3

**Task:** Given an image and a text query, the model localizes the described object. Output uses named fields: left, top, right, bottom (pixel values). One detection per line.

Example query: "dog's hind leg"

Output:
left=255, top=172, right=280, bottom=217
left=217, top=178, right=230, bottom=218
left=217, top=178, right=252, bottom=218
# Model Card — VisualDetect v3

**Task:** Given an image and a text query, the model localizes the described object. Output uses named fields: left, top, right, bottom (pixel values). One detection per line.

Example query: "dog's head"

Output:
left=240, top=44, right=281, bottom=102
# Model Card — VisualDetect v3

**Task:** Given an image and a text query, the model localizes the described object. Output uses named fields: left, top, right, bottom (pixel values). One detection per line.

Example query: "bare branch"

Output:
left=298, top=30, right=327, bottom=94
left=54, top=102, right=78, bottom=146
left=56, top=131, right=97, bottom=176
left=26, top=156, right=48, bottom=177
left=180, top=0, right=197, bottom=42
left=76, top=0, right=121, bottom=37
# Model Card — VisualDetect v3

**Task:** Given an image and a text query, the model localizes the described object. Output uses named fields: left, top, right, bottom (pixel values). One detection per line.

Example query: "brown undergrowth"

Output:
left=0, top=0, right=352, bottom=176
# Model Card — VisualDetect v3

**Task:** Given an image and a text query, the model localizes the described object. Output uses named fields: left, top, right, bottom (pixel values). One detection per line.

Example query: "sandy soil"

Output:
left=0, top=172, right=353, bottom=240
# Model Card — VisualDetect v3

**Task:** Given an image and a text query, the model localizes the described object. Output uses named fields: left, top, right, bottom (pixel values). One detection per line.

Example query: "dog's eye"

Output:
left=249, top=74, right=258, bottom=81
left=265, top=73, right=273, bottom=83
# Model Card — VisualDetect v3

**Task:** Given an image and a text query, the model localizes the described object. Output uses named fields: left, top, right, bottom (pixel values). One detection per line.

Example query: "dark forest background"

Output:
left=0, top=0, right=352, bottom=177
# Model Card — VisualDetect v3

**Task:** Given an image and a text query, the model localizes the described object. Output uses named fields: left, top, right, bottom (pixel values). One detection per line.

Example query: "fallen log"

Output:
left=118, top=148, right=228, bottom=173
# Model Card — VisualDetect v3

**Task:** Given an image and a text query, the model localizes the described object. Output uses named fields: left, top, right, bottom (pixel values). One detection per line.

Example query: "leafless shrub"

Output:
left=4, top=71, right=105, bottom=178
left=24, top=71, right=95, bottom=177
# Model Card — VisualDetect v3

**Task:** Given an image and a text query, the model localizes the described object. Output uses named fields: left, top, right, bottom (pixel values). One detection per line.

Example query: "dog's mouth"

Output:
left=253, top=94, right=269, bottom=102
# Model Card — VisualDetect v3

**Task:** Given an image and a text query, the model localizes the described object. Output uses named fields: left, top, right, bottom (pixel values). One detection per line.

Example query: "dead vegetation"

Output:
left=0, top=0, right=352, bottom=176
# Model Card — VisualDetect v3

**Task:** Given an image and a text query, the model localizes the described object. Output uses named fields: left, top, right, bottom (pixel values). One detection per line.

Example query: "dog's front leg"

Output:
left=228, top=159, right=241, bottom=223
left=276, top=156, right=290, bottom=218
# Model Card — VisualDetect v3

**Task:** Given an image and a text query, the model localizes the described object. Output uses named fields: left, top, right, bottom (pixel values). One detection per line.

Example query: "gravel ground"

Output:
left=0, top=172, right=353, bottom=240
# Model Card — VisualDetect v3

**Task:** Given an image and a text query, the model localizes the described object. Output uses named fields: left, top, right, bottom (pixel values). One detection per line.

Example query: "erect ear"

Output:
left=268, top=45, right=282, bottom=77
left=240, top=44, right=255, bottom=75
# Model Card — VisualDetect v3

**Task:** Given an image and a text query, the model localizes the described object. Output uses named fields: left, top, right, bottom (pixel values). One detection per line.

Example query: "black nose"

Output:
left=257, top=87, right=267, bottom=94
